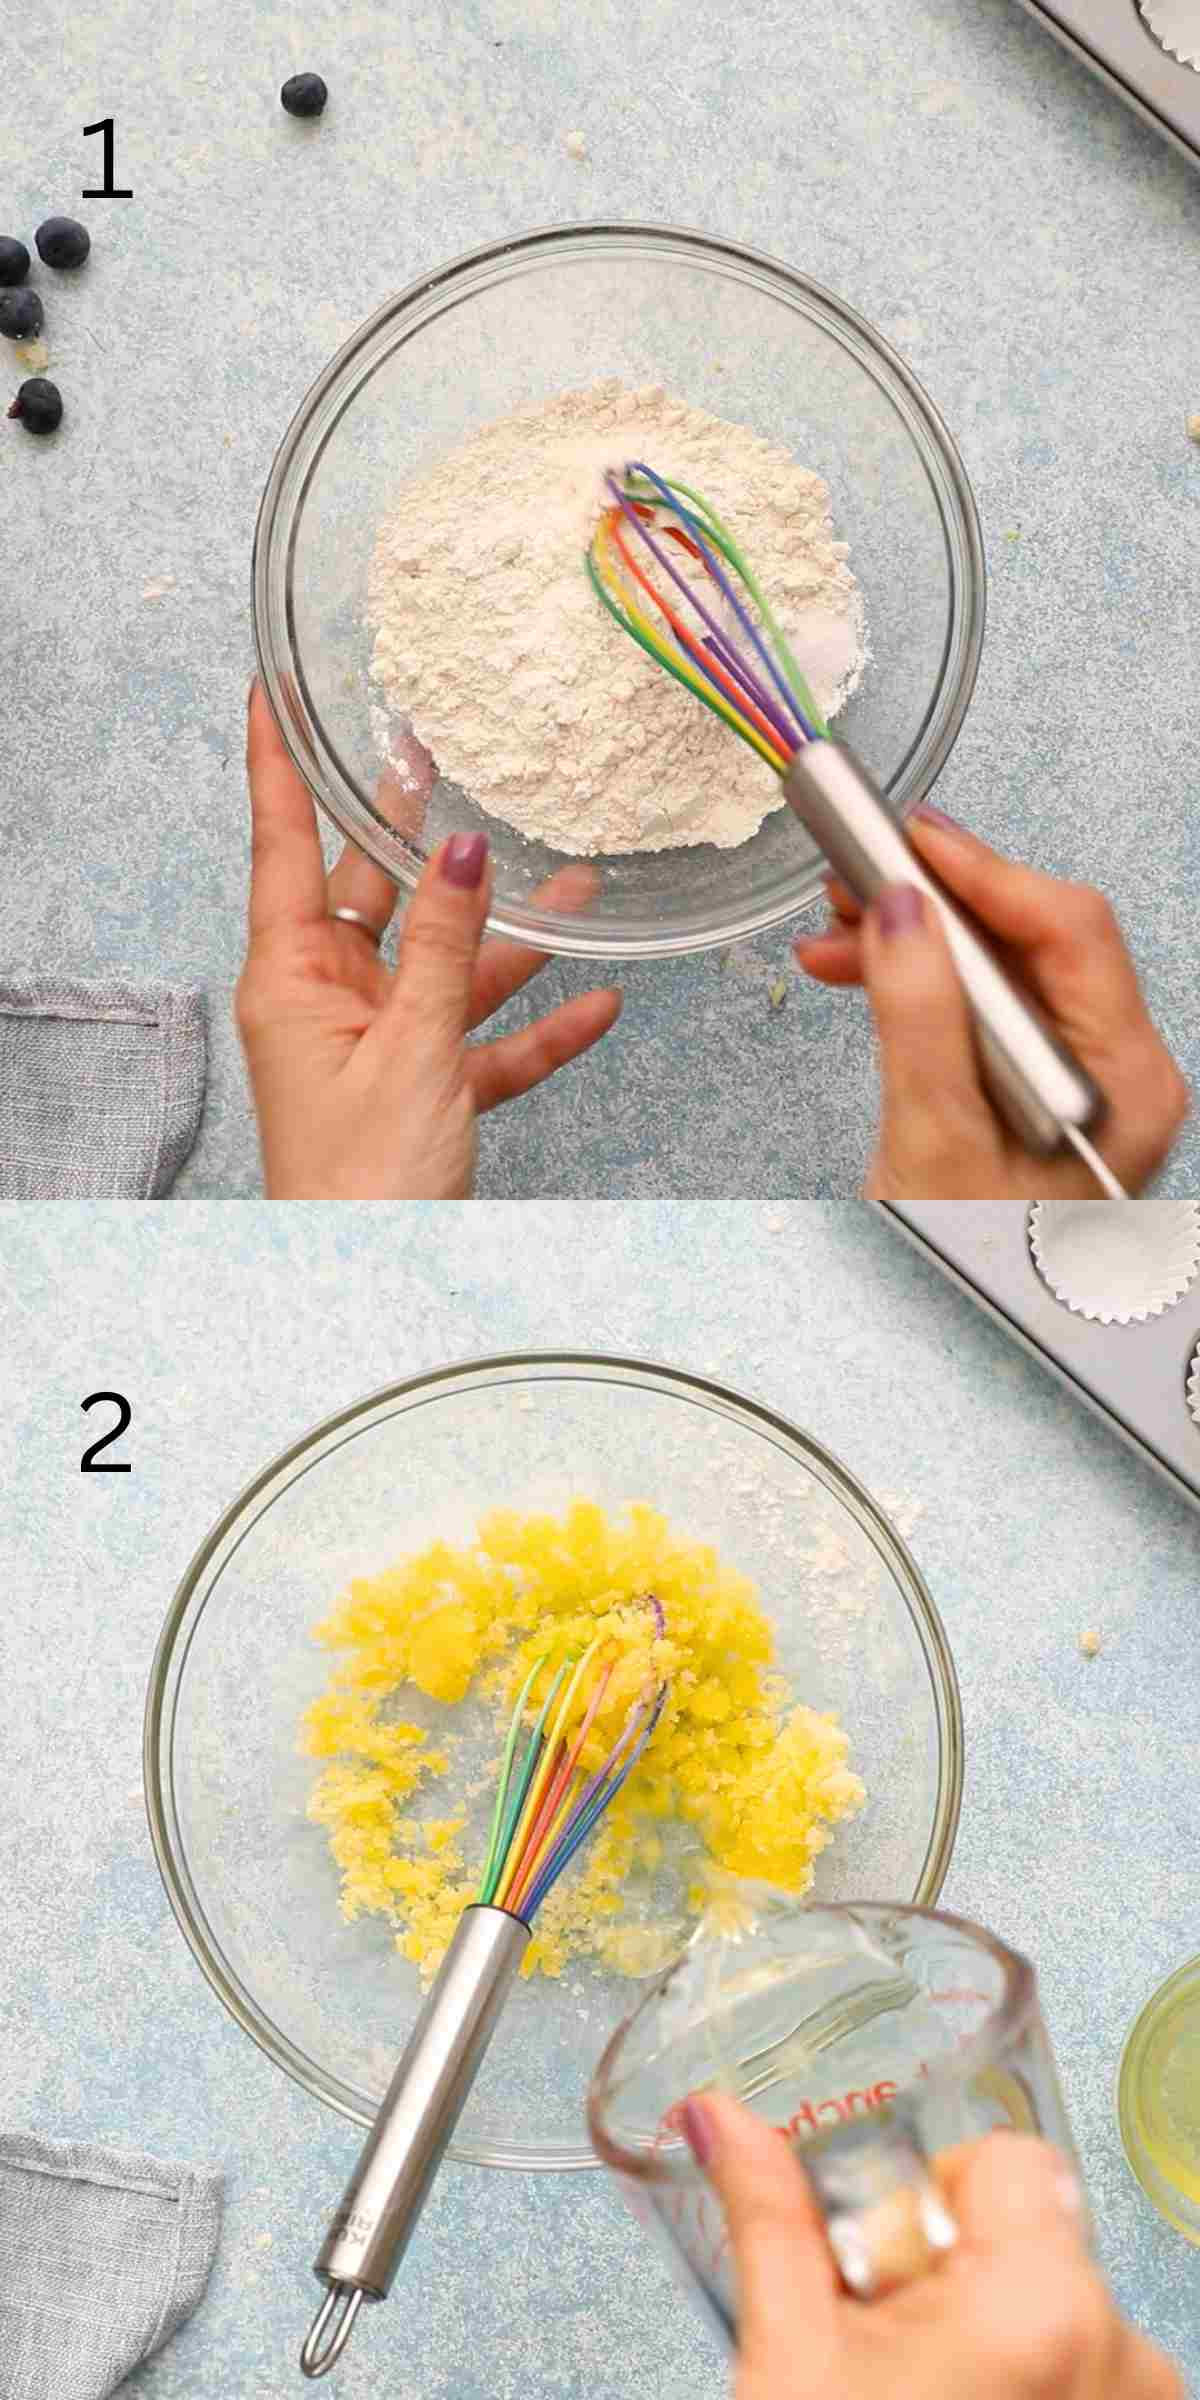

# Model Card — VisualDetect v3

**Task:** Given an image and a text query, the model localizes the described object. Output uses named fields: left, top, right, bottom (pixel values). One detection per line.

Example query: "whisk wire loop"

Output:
left=586, top=464, right=830, bottom=773
left=477, top=1603, right=667, bottom=1927
left=301, top=2284, right=366, bottom=2380
left=624, top=465, right=822, bottom=746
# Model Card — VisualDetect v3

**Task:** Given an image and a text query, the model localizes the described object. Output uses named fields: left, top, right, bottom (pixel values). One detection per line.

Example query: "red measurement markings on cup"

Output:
left=660, top=2078, right=901, bottom=2148
left=785, top=2080, right=899, bottom=2136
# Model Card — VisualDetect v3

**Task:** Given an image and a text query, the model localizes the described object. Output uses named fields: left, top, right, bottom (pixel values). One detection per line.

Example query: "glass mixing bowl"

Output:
left=252, top=223, right=985, bottom=959
left=145, top=1353, right=963, bottom=2169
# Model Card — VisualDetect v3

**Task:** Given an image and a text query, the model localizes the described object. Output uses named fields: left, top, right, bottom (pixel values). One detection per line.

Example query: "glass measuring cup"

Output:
left=587, top=1893, right=1082, bottom=2341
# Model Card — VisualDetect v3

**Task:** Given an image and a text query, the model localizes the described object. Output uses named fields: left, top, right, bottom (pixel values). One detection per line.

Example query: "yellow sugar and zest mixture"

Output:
left=303, top=1501, right=864, bottom=1981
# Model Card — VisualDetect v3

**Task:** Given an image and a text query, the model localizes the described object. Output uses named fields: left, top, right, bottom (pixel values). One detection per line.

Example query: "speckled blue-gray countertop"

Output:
left=3, top=1200, right=1197, bottom=2393
left=3, top=0, right=1198, bottom=1196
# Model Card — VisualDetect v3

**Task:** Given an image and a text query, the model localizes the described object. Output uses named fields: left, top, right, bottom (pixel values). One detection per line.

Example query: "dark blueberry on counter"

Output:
left=7, top=377, right=63, bottom=434
left=281, top=71, right=328, bottom=117
left=0, top=287, right=44, bottom=340
left=35, top=215, right=91, bottom=269
left=0, top=235, right=31, bottom=286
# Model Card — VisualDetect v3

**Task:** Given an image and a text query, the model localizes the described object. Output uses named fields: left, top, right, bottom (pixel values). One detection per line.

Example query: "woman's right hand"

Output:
left=794, top=808, right=1188, bottom=1199
left=682, top=2094, right=1180, bottom=2400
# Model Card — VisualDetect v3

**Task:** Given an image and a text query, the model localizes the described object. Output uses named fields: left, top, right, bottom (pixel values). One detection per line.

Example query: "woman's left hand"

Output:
left=236, top=684, right=621, bottom=1197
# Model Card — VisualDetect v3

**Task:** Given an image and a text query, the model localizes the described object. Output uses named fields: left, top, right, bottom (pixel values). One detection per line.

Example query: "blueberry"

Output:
left=0, top=287, right=44, bottom=340
left=0, top=236, right=30, bottom=286
left=35, top=215, right=90, bottom=270
left=281, top=71, right=328, bottom=117
left=7, top=377, right=63, bottom=435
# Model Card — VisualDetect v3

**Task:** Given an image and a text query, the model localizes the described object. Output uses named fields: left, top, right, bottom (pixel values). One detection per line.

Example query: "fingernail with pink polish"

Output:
left=681, top=2098, right=715, bottom=2168
left=877, top=883, right=925, bottom=938
left=913, top=803, right=962, bottom=834
left=441, top=832, right=489, bottom=889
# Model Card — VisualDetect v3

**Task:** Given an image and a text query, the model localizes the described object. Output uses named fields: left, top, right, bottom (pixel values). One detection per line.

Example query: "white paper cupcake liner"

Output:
left=1138, top=0, right=1200, bottom=68
left=1187, top=1340, right=1200, bottom=1428
left=1028, top=1201, right=1200, bottom=1325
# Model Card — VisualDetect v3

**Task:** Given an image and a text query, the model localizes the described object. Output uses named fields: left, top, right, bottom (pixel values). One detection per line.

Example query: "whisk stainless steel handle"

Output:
left=301, top=1906, right=529, bottom=2380
left=783, top=742, right=1125, bottom=1195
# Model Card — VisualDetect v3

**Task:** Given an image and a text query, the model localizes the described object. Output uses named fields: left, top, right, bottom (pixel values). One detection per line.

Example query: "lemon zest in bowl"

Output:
left=302, top=1501, right=864, bottom=1981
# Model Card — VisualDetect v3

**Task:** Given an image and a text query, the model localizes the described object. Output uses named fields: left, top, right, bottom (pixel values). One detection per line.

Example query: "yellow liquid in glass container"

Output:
left=1136, top=1989, right=1200, bottom=2202
left=1118, top=1960, right=1200, bottom=2241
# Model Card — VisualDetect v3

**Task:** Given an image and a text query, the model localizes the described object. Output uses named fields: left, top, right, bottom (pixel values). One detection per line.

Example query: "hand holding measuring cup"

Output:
left=794, top=811, right=1188, bottom=1200
left=588, top=1901, right=1180, bottom=2400
left=688, top=2103, right=1177, bottom=2400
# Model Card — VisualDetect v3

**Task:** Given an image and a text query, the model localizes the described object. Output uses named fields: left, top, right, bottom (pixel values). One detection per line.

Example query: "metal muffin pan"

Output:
left=1013, top=1, right=1200, bottom=167
left=881, top=1203, right=1200, bottom=1510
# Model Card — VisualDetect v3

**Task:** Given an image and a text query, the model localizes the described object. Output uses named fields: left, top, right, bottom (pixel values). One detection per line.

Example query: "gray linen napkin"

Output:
left=0, top=2132, right=222, bottom=2398
left=0, top=978, right=207, bottom=1199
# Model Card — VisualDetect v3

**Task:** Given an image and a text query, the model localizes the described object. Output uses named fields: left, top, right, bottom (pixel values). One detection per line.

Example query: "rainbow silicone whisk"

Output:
left=301, top=1607, right=668, bottom=2379
left=587, top=465, right=1120, bottom=1193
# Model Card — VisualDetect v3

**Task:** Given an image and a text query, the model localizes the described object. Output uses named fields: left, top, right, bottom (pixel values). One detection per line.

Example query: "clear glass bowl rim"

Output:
left=252, top=219, right=987, bottom=961
left=143, top=1348, right=965, bottom=2169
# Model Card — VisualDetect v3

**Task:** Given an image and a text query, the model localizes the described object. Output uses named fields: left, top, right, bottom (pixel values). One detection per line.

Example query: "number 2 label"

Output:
left=81, top=1391, right=132, bottom=1472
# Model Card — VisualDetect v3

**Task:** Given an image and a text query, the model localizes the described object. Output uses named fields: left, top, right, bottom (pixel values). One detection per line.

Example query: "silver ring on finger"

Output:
left=329, top=906, right=385, bottom=947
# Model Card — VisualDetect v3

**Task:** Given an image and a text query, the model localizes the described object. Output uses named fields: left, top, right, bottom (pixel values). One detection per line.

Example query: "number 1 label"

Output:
left=83, top=118, right=133, bottom=199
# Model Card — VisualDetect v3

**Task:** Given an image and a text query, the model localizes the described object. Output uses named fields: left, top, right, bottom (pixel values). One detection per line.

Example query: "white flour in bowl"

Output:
left=366, top=380, right=867, bottom=856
